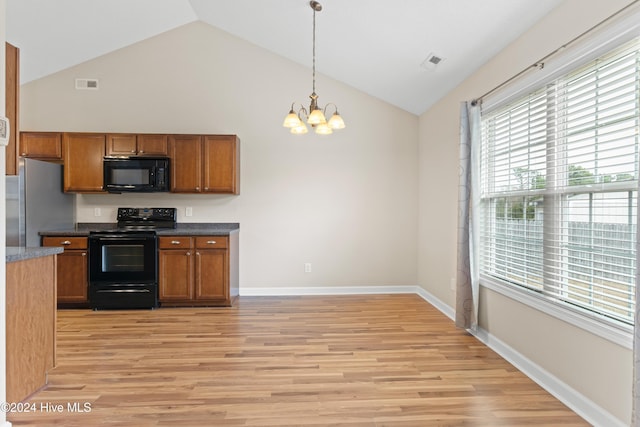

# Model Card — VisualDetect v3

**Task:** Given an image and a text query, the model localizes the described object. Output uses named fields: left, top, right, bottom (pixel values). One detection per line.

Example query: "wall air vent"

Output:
left=420, top=53, right=444, bottom=71
left=75, top=78, right=99, bottom=90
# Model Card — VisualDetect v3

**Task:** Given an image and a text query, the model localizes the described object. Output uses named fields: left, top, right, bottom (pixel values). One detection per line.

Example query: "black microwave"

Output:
left=103, top=157, right=170, bottom=193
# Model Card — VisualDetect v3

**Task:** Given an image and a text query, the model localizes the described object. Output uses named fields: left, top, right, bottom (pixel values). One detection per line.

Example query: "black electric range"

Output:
left=88, top=207, right=177, bottom=310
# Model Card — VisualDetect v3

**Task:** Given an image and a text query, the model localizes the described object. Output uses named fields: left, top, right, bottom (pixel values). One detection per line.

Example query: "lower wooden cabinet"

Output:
left=159, top=235, right=237, bottom=306
left=42, top=236, right=89, bottom=307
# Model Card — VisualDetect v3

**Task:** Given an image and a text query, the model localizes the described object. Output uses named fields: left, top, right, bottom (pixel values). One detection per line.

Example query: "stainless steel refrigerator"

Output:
left=6, top=158, right=76, bottom=247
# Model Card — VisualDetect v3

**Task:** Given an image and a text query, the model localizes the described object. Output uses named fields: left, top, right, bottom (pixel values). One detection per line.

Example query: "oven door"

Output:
left=88, top=232, right=158, bottom=284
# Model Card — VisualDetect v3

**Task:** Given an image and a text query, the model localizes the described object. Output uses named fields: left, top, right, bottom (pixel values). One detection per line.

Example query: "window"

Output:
left=480, top=38, right=640, bottom=326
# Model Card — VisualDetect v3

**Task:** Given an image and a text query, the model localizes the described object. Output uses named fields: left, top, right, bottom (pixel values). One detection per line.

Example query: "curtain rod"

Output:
left=471, top=0, right=640, bottom=106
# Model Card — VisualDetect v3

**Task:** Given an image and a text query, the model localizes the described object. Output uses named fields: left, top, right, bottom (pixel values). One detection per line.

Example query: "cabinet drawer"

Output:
left=195, top=236, right=228, bottom=249
left=42, top=236, right=88, bottom=250
left=159, top=236, right=193, bottom=249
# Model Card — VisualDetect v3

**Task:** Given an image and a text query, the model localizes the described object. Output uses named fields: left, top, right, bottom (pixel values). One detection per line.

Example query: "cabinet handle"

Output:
left=61, top=240, right=72, bottom=245
left=196, top=252, right=200, bottom=256
left=206, top=240, right=216, bottom=244
left=204, top=187, right=209, bottom=190
left=139, top=150, right=144, bottom=154
left=171, top=240, right=181, bottom=245
left=186, top=252, right=191, bottom=256
left=82, top=252, right=87, bottom=256
left=195, top=186, right=200, bottom=191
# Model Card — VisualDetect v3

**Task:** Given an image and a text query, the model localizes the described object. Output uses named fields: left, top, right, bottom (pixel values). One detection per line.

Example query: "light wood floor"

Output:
left=8, top=294, right=588, bottom=426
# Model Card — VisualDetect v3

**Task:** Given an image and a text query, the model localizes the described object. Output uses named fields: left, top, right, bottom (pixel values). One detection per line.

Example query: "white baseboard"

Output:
left=415, top=288, right=626, bottom=427
left=239, top=285, right=418, bottom=296
left=473, top=327, right=626, bottom=427
left=414, top=286, right=455, bottom=321
left=238, top=284, right=625, bottom=427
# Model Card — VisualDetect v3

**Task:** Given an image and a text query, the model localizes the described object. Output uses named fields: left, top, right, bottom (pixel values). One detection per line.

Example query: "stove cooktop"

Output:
left=116, top=207, right=177, bottom=230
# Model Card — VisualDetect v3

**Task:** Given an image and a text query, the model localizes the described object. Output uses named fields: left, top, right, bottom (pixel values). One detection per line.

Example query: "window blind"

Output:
left=480, top=38, right=639, bottom=325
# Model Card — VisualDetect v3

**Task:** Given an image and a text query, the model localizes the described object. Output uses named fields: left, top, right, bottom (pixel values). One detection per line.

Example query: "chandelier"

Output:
left=282, top=1, right=346, bottom=135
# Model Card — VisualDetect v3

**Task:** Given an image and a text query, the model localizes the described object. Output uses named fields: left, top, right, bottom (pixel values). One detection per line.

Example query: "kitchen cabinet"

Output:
left=42, top=236, right=89, bottom=307
left=168, top=135, right=201, bottom=192
left=20, top=132, right=63, bottom=160
left=169, top=134, right=240, bottom=194
left=63, top=133, right=106, bottom=193
left=19, top=130, right=240, bottom=194
left=106, top=133, right=168, bottom=157
left=5, top=43, right=19, bottom=175
left=159, top=235, right=235, bottom=306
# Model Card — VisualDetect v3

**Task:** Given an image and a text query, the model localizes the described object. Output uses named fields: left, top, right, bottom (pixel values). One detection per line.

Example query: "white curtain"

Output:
left=455, top=101, right=481, bottom=331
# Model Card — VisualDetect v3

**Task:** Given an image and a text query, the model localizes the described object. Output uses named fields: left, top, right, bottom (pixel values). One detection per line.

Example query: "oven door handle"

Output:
left=90, top=236, right=153, bottom=241
left=95, top=289, right=151, bottom=293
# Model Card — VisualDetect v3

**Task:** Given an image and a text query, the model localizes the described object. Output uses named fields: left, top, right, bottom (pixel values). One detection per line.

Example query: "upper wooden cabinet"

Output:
left=20, top=130, right=239, bottom=194
left=169, top=134, right=240, bottom=194
left=106, top=133, right=168, bottom=157
left=20, top=132, right=63, bottom=161
left=169, top=135, right=202, bottom=192
left=63, top=133, right=106, bottom=193
left=5, top=43, right=19, bottom=175
left=203, top=135, right=240, bottom=194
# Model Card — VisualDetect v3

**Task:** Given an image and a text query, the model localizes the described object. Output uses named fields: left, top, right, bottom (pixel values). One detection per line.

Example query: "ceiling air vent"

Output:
left=420, top=53, right=444, bottom=71
left=75, top=78, right=99, bottom=90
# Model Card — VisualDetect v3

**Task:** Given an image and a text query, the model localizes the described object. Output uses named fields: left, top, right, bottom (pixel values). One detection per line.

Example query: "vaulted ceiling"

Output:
left=6, top=0, right=563, bottom=115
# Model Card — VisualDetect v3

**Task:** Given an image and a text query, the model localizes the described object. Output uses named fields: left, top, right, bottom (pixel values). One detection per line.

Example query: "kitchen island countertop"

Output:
left=6, top=246, right=64, bottom=263
left=38, top=223, right=240, bottom=237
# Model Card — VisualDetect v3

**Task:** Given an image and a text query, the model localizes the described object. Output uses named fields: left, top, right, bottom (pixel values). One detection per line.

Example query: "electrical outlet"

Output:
left=94, top=208, right=101, bottom=217
left=185, top=207, right=193, bottom=217
left=304, top=263, right=312, bottom=273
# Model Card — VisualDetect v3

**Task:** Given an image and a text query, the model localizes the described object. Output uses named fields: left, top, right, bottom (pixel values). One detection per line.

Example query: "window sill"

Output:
left=480, top=276, right=633, bottom=350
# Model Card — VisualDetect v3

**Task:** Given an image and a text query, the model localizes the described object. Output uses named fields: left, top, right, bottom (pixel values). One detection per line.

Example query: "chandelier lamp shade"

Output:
left=282, top=1, right=346, bottom=135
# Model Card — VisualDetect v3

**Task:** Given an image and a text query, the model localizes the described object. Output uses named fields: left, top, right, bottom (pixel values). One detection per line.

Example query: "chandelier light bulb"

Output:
left=328, top=112, right=345, bottom=129
left=291, top=122, right=309, bottom=134
left=307, top=108, right=326, bottom=125
left=314, top=122, right=333, bottom=135
left=283, top=110, right=302, bottom=128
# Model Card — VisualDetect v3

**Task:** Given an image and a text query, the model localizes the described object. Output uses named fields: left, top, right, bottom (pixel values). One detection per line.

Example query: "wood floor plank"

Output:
left=7, top=295, right=589, bottom=426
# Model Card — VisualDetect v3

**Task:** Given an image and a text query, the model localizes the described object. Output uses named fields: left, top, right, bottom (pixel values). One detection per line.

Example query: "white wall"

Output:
left=19, top=21, right=419, bottom=291
left=418, top=0, right=635, bottom=424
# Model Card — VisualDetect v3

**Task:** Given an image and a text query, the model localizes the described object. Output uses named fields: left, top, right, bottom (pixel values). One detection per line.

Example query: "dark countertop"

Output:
left=38, top=223, right=240, bottom=237
left=6, top=246, right=64, bottom=263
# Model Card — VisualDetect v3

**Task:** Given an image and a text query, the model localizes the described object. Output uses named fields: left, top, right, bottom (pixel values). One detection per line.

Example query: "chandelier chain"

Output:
left=312, top=6, right=316, bottom=94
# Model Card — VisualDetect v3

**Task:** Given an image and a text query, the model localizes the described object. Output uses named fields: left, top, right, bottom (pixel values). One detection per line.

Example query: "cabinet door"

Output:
left=137, top=134, right=168, bottom=156
left=194, top=249, right=228, bottom=300
left=203, top=135, right=239, bottom=194
left=63, top=133, right=106, bottom=192
left=42, top=237, right=89, bottom=305
left=5, top=43, right=19, bottom=175
left=106, top=134, right=137, bottom=156
left=159, top=249, right=194, bottom=300
left=56, top=250, right=88, bottom=303
left=20, top=132, right=63, bottom=160
left=169, top=135, right=202, bottom=193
